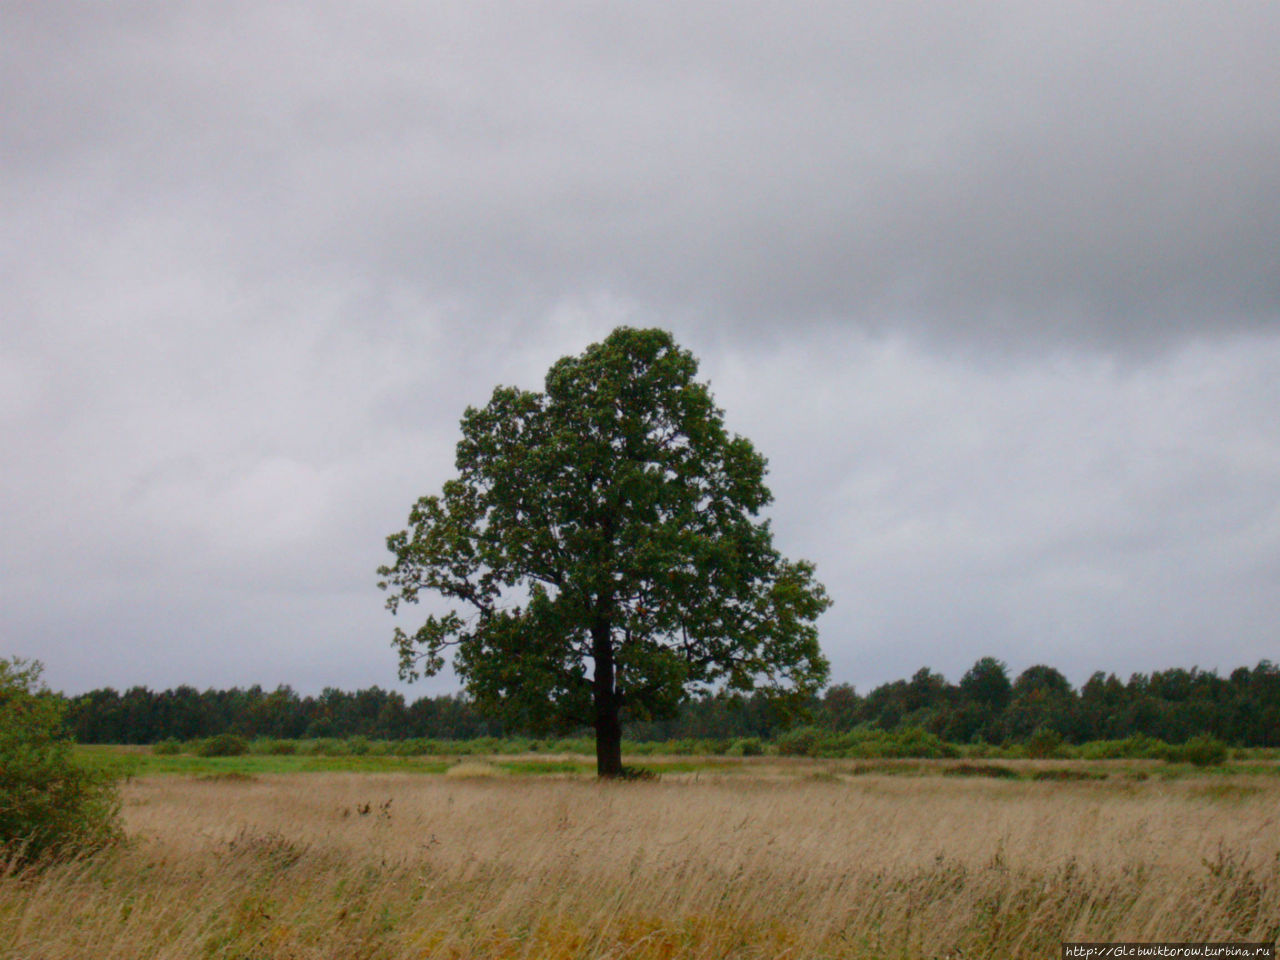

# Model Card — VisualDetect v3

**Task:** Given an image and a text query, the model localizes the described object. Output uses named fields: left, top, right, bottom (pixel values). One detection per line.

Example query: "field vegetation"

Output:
left=5, top=758, right=1279, bottom=959
left=70, top=731, right=1280, bottom=785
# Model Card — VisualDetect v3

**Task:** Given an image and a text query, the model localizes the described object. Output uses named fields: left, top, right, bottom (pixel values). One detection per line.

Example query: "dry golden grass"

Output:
left=3, top=766, right=1278, bottom=958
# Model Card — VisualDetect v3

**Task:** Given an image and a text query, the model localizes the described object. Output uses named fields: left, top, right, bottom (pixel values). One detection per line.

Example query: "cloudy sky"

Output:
left=3, top=3, right=1278, bottom=698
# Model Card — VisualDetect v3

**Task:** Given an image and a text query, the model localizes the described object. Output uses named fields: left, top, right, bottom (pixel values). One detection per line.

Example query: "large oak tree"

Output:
left=378, top=328, right=830, bottom=776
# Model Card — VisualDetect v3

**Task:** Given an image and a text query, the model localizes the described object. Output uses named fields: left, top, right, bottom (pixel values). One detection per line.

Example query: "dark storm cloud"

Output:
left=4, top=3, right=1277, bottom=350
left=2, top=3, right=1279, bottom=696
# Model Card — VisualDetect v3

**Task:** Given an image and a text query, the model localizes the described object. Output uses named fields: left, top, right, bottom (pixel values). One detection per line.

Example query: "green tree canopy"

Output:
left=959, top=656, right=1013, bottom=711
left=379, top=327, right=831, bottom=776
left=1012, top=664, right=1073, bottom=700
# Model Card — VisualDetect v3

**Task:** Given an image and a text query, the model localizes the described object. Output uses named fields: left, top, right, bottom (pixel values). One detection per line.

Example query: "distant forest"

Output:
left=63, top=658, right=1280, bottom=747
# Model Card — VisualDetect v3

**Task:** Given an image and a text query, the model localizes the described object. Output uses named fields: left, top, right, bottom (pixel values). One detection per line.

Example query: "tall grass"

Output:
left=4, top=771, right=1278, bottom=958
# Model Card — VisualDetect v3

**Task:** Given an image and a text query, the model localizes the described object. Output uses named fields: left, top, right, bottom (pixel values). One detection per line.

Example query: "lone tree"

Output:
left=378, top=328, right=831, bottom=777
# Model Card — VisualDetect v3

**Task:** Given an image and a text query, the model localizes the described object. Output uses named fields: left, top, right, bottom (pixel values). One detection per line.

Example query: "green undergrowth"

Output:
left=72, top=743, right=1280, bottom=783
left=75, top=749, right=455, bottom=778
left=75, top=731, right=1280, bottom=764
left=72, top=727, right=1280, bottom=783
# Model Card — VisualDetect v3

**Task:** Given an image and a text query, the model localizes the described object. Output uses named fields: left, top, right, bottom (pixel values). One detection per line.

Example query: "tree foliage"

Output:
left=959, top=657, right=1013, bottom=711
left=379, top=327, right=831, bottom=775
left=0, top=658, right=120, bottom=863
left=58, top=658, right=1280, bottom=749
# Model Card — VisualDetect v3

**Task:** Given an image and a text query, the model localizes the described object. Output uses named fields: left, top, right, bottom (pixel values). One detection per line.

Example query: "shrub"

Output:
left=152, top=737, right=182, bottom=755
left=1126, top=734, right=1173, bottom=760
left=0, top=658, right=121, bottom=863
left=1076, top=739, right=1122, bottom=760
left=874, top=727, right=959, bottom=759
left=776, top=726, right=822, bottom=757
left=1079, top=734, right=1170, bottom=761
left=1026, top=727, right=1064, bottom=759
left=729, top=737, right=765, bottom=757
left=823, top=726, right=958, bottom=760
left=197, top=733, right=249, bottom=757
left=1169, top=735, right=1228, bottom=767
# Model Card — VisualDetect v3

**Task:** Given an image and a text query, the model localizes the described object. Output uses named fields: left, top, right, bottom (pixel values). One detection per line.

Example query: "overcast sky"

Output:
left=3, top=3, right=1278, bottom=698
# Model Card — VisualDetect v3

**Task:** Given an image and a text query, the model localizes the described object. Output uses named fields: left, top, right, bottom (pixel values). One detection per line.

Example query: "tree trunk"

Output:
left=591, top=620, right=624, bottom=778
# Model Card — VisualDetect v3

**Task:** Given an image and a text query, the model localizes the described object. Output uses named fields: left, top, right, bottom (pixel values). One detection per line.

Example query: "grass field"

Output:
left=71, top=742, right=1280, bottom=780
left=5, top=757, right=1279, bottom=959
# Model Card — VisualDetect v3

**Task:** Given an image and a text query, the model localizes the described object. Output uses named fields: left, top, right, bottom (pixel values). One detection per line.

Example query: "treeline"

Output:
left=827, top=658, right=1280, bottom=747
left=65, top=686, right=502, bottom=745
left=62, top=658, right=1280, bottom=747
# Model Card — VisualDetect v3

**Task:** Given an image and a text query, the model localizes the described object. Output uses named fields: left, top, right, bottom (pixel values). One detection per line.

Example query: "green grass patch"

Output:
left=73, top=742, right=1280, bottom=782
left=74, top=748, right=452, bottom=776
left=494, top=760, right=593, bottom=776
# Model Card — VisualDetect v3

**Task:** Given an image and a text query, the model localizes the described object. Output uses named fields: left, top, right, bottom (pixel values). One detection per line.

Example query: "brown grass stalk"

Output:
left=3, top=770, right=1277, bottom=958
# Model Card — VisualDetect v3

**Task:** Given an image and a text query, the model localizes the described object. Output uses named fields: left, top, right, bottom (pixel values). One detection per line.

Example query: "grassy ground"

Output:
left=74, top=743, right=1280, bottom=781
left=5, top=758, right=1279, bottom=958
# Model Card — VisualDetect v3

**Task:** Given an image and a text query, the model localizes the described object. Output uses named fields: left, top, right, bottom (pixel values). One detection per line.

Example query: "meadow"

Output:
left=3, top=755, right=1278, bottom=959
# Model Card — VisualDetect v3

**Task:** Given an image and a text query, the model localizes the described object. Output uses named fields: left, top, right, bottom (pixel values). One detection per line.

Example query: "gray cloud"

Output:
left=2, top=3, right=1278, bottom=696
left=5, top=4, right=1277, bottom=349
left=706, top=331, right=1280, bottom=687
